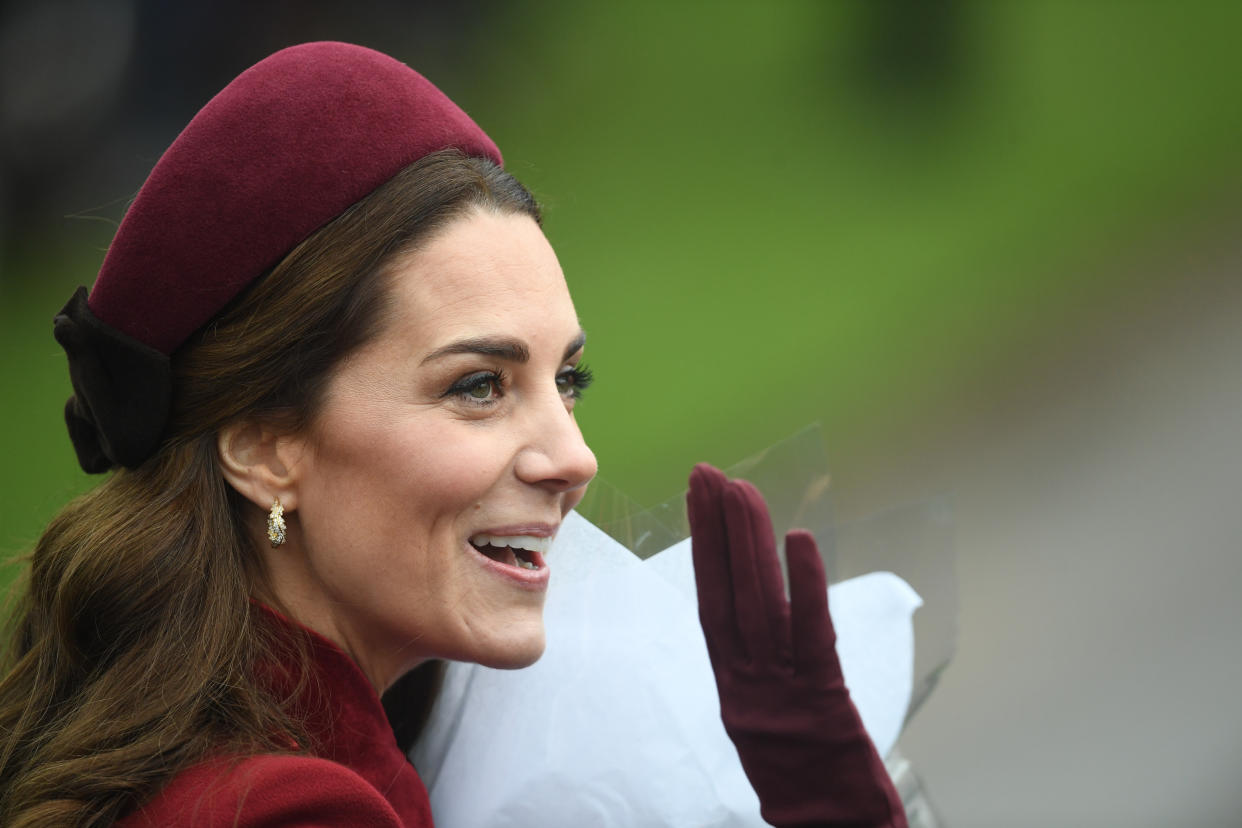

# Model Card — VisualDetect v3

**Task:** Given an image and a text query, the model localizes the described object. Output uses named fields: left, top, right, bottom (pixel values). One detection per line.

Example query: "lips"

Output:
left=468, top=533, right=550, bottom=570
left=466, top=528, right=553, bottom=588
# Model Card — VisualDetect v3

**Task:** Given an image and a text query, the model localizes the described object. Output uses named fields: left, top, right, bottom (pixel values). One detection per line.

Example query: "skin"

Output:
left=219, top=209, right=597, bottom=693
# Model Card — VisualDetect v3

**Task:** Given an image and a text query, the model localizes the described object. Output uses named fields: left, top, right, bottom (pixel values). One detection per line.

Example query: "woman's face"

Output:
left=274, top=208, right=597, bottom=692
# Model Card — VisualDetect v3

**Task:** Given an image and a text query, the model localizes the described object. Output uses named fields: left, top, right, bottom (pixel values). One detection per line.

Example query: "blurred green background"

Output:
left=6, top=1, right=1239, bottom=549
left=2, top=3, right=1241, bottom=825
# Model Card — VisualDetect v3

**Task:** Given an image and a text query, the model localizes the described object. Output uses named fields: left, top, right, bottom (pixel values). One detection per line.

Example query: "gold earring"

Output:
left=267, top=499, right=287, bottom=547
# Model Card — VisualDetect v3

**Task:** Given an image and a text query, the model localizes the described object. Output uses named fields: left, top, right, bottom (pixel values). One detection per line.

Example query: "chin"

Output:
left=476, top=627, right=546, bottom=670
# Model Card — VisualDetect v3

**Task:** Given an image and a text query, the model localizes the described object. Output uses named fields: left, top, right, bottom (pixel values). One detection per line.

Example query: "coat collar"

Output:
left=254, top=602, right=433, bottom=820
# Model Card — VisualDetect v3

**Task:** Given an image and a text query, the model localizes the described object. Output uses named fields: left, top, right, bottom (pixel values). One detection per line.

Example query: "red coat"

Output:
left=118, top=607, right=434, bottom=827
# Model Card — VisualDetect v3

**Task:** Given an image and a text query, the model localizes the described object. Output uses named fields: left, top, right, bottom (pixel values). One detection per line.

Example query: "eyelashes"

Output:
left=443, top=363, right=595, bottom=406
left=444, top=370, right=507, bottom=404
left=557, top=363, right=593, bottom=400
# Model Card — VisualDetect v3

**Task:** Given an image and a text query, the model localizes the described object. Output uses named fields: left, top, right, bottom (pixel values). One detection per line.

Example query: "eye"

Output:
left=446, top=371, right=505, bottom=405
left=556, top=363, right=594, bottom=400
left=466, top=379, right=495, bottom=400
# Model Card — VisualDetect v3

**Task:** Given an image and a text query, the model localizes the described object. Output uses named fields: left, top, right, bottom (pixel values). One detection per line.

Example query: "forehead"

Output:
left=385, top=209, right=576, bottom=342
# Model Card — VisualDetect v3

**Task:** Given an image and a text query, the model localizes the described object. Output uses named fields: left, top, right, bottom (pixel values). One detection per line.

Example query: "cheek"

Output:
left=403, top=422, right=512, bottom=506
left=304, top=414, right=514, bottom=527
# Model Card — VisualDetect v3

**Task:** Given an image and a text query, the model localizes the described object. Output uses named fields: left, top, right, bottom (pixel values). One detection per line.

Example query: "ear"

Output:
left=217, top=420, right=305, bottom=512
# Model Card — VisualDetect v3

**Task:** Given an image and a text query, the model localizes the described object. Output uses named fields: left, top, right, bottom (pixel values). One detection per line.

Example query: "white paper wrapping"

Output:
left=410, top=511, right=922, bottom=827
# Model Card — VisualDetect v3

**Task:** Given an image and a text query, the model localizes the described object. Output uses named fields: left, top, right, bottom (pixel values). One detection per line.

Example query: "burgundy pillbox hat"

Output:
left=54, top=41, right=502, bottom=473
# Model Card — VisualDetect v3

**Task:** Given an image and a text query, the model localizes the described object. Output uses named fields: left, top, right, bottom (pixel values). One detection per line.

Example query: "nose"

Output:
left=515, top=396, right=598, bottom=496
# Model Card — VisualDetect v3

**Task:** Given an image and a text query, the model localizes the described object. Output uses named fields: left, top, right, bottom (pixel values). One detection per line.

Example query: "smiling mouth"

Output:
left=468, top=533, right=549, bottom=570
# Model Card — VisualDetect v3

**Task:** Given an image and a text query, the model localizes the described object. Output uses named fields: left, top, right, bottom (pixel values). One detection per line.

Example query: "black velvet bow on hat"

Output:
left=53, top=287, right=171, bottom=473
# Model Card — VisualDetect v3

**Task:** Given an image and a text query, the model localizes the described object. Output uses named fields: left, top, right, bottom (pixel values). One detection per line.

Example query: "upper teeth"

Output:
left=469, top=534, right=551, bottom=555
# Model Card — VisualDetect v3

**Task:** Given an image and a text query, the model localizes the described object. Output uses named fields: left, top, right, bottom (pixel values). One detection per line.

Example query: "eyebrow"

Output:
left=421, top=330, right=586, bottom=365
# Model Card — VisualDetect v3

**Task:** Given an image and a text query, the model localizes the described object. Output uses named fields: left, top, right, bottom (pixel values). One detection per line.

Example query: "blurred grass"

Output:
left=476, top=2, right=1242, bottom=497
left=3, top=2, right=1241, bottom=591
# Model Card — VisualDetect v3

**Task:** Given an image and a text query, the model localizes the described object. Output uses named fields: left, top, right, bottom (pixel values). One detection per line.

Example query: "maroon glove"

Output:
left=687, top=463, right=907, bottom=828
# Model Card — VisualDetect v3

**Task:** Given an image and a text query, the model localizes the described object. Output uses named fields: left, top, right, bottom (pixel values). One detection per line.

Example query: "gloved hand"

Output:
left=687, top=463, right=907, bottom=828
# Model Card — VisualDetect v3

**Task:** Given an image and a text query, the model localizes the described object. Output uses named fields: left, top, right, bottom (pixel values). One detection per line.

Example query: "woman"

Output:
left=0, top=42, right=904, bottom=827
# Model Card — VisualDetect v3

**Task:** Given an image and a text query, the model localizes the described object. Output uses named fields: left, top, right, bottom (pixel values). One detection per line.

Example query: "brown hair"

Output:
left=0, top=151, right=540, bottom=827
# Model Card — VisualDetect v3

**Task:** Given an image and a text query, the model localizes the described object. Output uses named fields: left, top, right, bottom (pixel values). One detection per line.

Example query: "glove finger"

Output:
left=722, top=479, right=791, bottom=665
left=785, top=529, right=840, bottom=679
left=688, top=463, right=741, bottom=664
